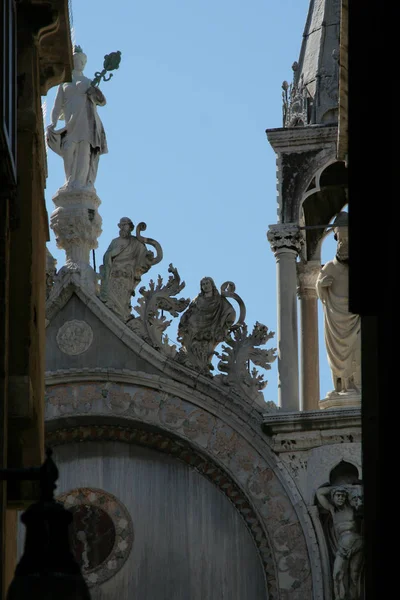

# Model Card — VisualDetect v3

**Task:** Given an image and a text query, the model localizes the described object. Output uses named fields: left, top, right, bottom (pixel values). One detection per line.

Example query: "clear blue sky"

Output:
left=43, top=0, right=338, bottom=403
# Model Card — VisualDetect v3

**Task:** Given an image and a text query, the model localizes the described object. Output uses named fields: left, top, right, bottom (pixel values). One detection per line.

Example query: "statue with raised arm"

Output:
left=316, top=212, right=361, bottom=398
left=99, top=218, right=163, bottom=322
left=177, top=278, right=245, bottom=375
left=316, top=484, right=364, bottom=600
left=46, top=45, right=108, bottom=191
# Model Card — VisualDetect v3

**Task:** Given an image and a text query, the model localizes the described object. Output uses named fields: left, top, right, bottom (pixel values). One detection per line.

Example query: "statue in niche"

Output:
left=177, top=278, right=245, bottom=375
left=316, top=483, right=364, bottom=600
left=46, top=45, right=108, bottom=192
left=316, top=212, right=361, bottom=397
left=99, top=217, right=163, bottom=322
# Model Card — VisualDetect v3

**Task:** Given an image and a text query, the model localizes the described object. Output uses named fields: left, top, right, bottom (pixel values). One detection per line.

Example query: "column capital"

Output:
left=297, top=261, right=321, bottom=298
left=267, top=223, right=304, bottom=254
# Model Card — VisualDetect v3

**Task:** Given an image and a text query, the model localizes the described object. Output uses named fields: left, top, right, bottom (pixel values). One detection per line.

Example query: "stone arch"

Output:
left=299, top=159, right=348, bottom=262
left=47, top=423, right=277, bottom=598
left=45, top=379, right=319, bottom=599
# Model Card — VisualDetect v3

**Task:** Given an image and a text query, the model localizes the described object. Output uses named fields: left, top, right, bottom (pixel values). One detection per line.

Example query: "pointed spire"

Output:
left=282, top=0, right=341, bottom=127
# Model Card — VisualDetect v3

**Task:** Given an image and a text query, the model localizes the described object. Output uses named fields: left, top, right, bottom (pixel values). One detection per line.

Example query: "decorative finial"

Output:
left=73, top=44, right=83, bottom=54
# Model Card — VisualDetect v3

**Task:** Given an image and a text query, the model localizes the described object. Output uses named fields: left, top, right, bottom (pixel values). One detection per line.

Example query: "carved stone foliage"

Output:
left=56, top=320, right=93, bottom=355
left=215, top=321, right=277, bottom=406
left=45, top=382, right=315, bottom=598
left=316, top=482, right=364, bottom=600
left=297, top=261, right=321, bottom=298
left=267, top=223, right=304, bottom=254
left=99, top=218, right=163, bottom=322
left=127, top=263, right=190, bottom=357
left=57, top=487, right=133, bottom=587
left=176, top=278, right=245, bottom=376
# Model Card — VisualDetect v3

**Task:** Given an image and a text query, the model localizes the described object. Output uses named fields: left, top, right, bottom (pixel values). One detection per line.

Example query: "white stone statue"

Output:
left=177, top=277, right=237, bottom=375
left=46, top=45, right=108, bottom=191
left=99, top=217, right=162, bottom=322
left=316, top=484, right=364, bottom=600
left=316, top=212, right=361, bottom=398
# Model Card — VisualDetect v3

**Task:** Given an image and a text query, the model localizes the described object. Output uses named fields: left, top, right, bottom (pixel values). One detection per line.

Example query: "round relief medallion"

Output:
left=56, top=320, right=93, bottom=355
left=57, top=487, right=133, bottom=586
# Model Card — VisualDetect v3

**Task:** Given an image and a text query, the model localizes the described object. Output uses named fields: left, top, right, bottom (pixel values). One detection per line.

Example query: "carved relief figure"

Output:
left=99, top=217, right=162, bottom=321
left=316, top=484, right=364, bottom=600
left=46, top=45, right=108, bottom=191
left=316, top=212, right=361, bottom=397
left=177, top=277, right=236, bottom=374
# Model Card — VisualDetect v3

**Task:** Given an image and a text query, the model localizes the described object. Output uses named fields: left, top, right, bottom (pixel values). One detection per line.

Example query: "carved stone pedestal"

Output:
left=319, top=390, right=361, bottom=410
left=50, top=188, right=102, bottom=293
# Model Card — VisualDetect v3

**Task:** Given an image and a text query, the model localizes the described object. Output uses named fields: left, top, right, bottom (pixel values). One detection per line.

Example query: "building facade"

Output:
left=0, top=0, right=72, bottom=595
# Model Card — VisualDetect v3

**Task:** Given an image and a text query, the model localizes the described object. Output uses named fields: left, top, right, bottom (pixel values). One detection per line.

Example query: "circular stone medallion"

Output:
left=56, top=320, right=93, bottom=355
left=57, top=487, right=133, bottom=586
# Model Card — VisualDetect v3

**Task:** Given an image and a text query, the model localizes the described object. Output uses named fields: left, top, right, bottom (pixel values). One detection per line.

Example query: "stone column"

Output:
left=297, top=261, right=321, bottom=410
left=267, top=224, right=303, bottom=411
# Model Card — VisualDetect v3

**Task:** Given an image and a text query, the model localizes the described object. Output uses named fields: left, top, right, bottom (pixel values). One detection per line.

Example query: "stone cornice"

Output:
left=266, top=124, right=338, bottom=153
left=262, top=407, right=361, bottom=434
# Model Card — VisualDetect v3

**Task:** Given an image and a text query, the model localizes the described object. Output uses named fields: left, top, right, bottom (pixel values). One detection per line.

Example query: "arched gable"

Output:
left=45, top=374, right=323, bottom=599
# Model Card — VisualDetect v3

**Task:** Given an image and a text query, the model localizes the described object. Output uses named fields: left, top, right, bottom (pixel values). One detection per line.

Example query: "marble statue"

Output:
left=177, top=277, right=237, bottom=375
left=316, top=212, right=361, bottom=397
left=99, top=217, right=162, bottom=322
left=316, top=484, right=364, bottom=600
left=46, top=45, right=108, bottom=191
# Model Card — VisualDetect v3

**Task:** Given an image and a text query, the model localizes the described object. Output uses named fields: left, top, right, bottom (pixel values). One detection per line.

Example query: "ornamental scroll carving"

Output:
left=215, top=321, right=277, bottom=406
left=99, top=217, right=163, bottom=322
left=128, top=263, right=190, bottom=357
left=176, top=278, right=246, bottom=376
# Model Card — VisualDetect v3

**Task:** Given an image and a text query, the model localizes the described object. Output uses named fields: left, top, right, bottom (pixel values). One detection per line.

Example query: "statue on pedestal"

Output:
left=99, top=218, right=163, bottom=322
left=46, top=45, right=109, bottom=192
left=316, top=212, right=361, bottom=398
